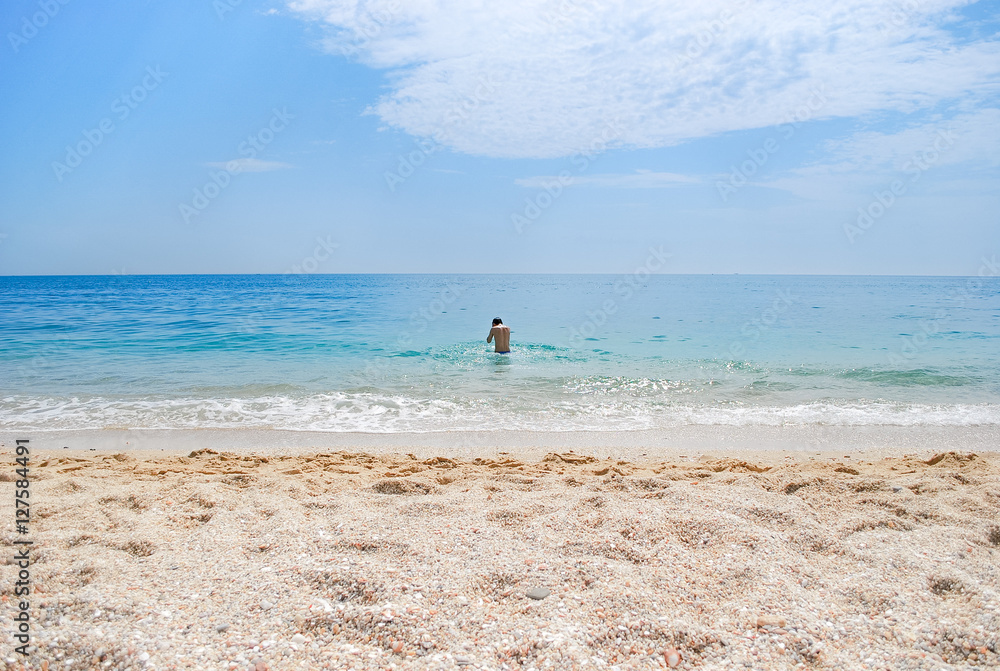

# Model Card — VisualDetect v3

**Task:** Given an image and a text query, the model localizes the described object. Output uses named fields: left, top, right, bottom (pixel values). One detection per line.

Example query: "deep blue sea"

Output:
left=1, top=274, right=998, bottom=432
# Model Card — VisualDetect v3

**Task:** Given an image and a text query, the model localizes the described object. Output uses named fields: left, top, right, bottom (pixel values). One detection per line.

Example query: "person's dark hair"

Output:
left=492, top=318, right=503, bottom=325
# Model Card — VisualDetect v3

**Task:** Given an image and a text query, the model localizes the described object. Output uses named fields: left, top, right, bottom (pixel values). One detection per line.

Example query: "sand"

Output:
left=2, top=446, right=999, bottom=670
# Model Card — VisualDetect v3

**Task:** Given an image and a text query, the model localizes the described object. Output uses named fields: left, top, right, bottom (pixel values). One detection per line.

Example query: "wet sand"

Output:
left=5, top=424, right=998, bottom=455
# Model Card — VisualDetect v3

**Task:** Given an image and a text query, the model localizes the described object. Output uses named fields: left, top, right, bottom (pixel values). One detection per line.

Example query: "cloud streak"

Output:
left=288, top=0, right=1000, bottom=158
left=516, top=171, right=699, bottom=189
left=207, top=158, right=293, bottom=173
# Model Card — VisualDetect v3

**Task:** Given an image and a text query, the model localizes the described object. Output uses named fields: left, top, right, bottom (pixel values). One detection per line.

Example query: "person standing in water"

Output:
left=487, top=318, right=511, bottom=353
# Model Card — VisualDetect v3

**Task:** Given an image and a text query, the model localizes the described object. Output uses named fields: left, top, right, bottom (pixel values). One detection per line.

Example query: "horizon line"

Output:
left=2, top=272, right=998, bottom=279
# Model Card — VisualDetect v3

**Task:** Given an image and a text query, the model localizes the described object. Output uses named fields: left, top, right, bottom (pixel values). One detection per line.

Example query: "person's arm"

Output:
left=487, top=328, right=494, bottom=344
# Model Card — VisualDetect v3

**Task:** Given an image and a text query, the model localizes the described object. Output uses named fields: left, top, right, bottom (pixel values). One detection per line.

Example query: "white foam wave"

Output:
left=2, top=394, right=1000, bottom=432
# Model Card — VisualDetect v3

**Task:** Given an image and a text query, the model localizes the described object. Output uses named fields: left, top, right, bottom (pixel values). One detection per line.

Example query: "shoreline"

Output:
left=3, top=424, right=998, bottom=458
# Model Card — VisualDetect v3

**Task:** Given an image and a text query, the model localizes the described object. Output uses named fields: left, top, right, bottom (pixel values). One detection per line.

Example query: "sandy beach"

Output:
left=5, top=0, right=1000, bottom=668
left=2, top=442, right=998, bottom=670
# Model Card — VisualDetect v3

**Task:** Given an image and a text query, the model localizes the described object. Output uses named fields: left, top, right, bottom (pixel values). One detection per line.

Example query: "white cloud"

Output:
left=287, top=0, right=1000, bottom=158
left=754, top=108, right=1000, bottom=200
left=516, top=170, right=699, bottom=188
left=818, top=108, right=1000, bottom=173
left=207, top=158, right=294, bottom=172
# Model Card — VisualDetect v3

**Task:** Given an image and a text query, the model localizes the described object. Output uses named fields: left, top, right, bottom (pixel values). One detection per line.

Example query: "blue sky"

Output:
left=0, top=0, right=998, bottom=275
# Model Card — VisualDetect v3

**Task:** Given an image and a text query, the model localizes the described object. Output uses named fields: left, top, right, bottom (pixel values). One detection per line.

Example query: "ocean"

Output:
left=2, top=274, right=998, bottom=433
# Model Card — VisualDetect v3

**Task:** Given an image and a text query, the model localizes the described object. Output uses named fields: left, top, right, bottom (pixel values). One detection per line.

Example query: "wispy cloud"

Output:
left=287, top=0, right=1000, bottom=159
left=817, top=109, right=1000, bottom=173
left=754, top=107, right=1000, bottom=200
left=516, top=171, right=699, bottom=189
left=207, top=158, right=294, bottom=173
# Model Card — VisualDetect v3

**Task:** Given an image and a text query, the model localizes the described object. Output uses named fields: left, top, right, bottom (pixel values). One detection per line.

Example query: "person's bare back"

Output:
left=487, top=318, right=511, bottom=353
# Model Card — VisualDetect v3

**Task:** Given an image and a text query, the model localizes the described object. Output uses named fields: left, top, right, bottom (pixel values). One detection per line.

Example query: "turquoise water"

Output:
left=1, top=274, right=998, bottom=431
